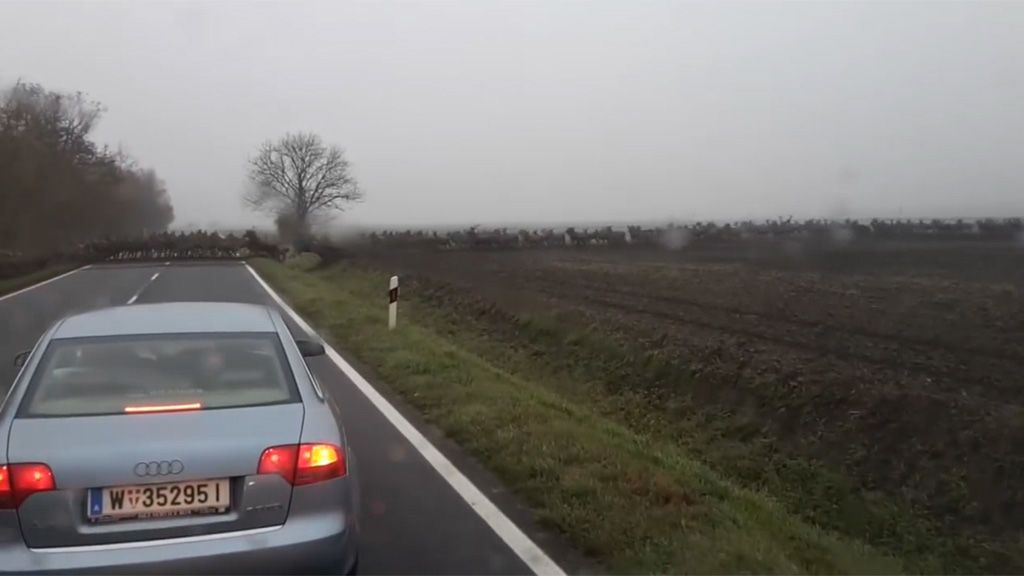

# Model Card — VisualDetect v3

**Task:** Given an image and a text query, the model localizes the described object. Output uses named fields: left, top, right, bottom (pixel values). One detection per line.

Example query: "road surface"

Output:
left=0, top=262, right=565, bottom=575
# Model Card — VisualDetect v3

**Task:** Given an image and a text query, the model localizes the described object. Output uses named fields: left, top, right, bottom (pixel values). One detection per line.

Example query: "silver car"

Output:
left=0, top=302, right=359, bottom=574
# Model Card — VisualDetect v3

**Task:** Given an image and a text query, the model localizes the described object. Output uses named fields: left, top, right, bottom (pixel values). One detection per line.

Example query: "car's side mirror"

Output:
left=295, top=339, right=325, bottom=358
left=13, top=350, right=30, bottom=369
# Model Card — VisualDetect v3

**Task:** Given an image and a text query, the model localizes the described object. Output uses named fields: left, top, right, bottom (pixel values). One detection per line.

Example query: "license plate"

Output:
left=87, top=479, right=230, bottom=522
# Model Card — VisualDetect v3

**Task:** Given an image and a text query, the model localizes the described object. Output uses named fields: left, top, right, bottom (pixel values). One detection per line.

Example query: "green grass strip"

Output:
left=0, top=264, right=78, bottom=298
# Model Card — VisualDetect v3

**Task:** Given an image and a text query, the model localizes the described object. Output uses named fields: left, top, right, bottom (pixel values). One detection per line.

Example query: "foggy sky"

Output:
left=2, top=1, right=1022, bottom=230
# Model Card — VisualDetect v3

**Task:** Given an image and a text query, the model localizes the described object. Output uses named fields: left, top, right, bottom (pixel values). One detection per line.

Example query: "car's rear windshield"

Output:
left=18, top=332, right=299, bottom=417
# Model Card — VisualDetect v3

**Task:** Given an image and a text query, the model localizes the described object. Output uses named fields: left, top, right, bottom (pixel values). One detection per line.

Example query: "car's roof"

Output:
left=53, top=302, right=278, bottom=338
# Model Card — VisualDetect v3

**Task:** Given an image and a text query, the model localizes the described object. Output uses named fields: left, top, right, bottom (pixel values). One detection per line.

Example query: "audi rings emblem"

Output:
left=133, top=460, right=185, bottom=477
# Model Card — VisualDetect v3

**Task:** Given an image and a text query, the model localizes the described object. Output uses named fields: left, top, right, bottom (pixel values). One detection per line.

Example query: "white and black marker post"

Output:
left=388, top=275, right=399, bottom=330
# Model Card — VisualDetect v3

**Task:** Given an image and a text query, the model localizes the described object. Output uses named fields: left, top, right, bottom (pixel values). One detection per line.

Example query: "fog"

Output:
left=2, top=0, right=1022, bottom=230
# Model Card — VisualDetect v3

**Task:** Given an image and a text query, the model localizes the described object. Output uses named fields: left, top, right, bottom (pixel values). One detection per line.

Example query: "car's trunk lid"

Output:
left=7, top=403, right=303, bottom=548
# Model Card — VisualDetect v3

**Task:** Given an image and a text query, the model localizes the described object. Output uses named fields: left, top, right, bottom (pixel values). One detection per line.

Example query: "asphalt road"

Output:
left=0, top=262, right=556, bottom=575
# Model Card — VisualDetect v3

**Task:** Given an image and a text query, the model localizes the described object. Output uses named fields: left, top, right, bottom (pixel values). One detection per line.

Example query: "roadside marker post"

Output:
left=388, top=275, right=399, bottom=330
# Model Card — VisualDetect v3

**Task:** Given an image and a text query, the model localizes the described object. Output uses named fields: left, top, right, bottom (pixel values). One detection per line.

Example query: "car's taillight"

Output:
left=0, top=465, right=11, bottom=508
left=0, top=463, right=56, bottom=508
left=258, top=443, right=345, bottom=486
left=258, top=445, right=299, bottom=484
left=295, top=444, right=345, bottom=485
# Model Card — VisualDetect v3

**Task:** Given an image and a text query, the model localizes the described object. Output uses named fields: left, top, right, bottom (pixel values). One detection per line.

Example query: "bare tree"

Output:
left=244, top=133, right=362, bottom=243
left=0, top=81, right=174, bottom=254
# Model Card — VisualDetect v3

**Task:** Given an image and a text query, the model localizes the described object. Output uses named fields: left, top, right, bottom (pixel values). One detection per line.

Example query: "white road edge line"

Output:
left=126, top=272, right=161, bottom=305
left=244, top=263, right=565, bottom=576
left=0, top=264, right=91, bottom=303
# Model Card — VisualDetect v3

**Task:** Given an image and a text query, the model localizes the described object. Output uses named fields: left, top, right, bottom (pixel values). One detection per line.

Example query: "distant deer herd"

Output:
left=364, top=218, right=1024, bottom=250
left=4, top=217, right=1019, bottom=269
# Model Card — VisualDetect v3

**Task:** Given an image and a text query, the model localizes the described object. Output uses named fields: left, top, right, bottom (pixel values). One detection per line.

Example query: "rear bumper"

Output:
left=0, top=510, right=356, bottom=575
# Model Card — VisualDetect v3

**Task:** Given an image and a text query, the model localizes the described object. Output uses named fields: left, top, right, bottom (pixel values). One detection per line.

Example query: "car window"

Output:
left=18, top=332, right=298, bottom=417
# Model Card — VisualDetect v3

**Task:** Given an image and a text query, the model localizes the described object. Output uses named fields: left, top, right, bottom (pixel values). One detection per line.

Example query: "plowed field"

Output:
left=352, top=239, right=1024, bottom=569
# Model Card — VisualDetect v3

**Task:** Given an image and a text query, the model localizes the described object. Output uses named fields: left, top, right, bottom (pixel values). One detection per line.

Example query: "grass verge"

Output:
left=251, top=258, right=901, bottom=574
left=0, top=263, right=78, bottom=298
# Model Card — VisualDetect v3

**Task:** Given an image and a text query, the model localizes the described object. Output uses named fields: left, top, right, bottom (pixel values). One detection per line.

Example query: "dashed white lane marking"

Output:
left=0, top=265, right=91, bottom=303
left=244, top=263, right=565, bottom=576
left=126, top=272, right=160, bottom=305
